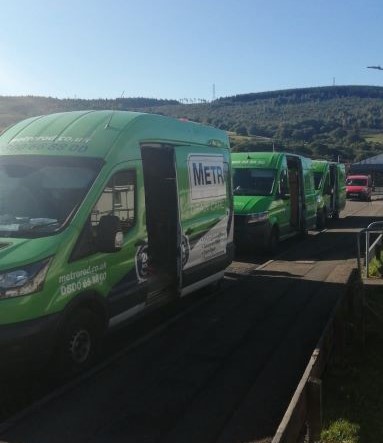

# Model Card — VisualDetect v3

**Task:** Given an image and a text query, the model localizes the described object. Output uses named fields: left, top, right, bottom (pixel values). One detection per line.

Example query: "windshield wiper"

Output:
left=29, top=220, right=62, bottom=230
left=10, top=219, right=62, bottom=234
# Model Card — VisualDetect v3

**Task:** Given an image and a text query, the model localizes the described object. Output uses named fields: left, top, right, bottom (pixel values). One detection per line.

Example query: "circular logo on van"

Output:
left=135, top=243, right=149, bottom=282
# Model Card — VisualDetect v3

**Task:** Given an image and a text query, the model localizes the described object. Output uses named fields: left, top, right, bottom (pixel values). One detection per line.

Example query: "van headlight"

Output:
left=0, top=258, right=51, bottom=299
left=246, top=212, right=269, bottom=224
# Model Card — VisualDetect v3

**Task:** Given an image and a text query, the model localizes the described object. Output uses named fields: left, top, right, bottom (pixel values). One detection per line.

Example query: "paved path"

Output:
left=1, top=200, right=382, bottom=443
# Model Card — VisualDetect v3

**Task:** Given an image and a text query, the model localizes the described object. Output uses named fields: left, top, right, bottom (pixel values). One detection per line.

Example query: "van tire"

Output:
left=266, top=227, right=279, bottom=255
left=53, top=309, right=102, bottom=377
left=299, top=223, right=308, bottom=239
left=316, top=208, right=326, bottom=229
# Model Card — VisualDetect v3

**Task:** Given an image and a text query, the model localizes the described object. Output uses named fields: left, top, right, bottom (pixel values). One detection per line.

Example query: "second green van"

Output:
left=232, top=151, right=316, bottom=253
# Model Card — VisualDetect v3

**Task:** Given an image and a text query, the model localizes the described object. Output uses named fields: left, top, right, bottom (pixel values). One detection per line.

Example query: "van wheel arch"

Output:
left=52, top=292, right=108, bottom=377
left=60, top=291, right=109, bottom=331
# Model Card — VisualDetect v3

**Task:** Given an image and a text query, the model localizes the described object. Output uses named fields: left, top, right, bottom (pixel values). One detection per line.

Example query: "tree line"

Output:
left=0, top=86, right=382, bottom=162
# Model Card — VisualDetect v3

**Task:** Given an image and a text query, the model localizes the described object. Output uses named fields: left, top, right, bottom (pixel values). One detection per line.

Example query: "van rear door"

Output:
left=176, top=149, right=230, bottom=288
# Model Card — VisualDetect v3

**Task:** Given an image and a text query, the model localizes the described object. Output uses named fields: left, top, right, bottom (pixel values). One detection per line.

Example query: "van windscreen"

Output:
left=0, top=156, right=103, bottom=237
left=233, top=168, right=276, bottom=196
left=346, top=178, right=367, bottom=186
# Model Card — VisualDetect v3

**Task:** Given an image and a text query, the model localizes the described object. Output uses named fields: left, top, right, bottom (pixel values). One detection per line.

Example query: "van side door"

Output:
left=70, top=161, right=149, bottom=327
left=302, top=164, right=317, bottom=230
left=337, top=165, right=346, bottom=211
left=276, top=167, right=292, bottom=237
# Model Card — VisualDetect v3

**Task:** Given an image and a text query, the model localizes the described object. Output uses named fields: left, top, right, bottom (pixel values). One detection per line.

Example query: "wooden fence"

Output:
left=272, top=265, right=364, bottom=443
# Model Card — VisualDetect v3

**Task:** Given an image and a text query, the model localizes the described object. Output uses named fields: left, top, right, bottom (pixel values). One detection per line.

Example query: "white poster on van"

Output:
left=183, top=215, right=228, bottom=270
left=188, top=154, right=226, bottom=201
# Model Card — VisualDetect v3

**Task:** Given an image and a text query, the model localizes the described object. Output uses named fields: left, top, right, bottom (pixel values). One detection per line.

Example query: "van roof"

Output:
left=311, top=160, right=329, bottom=172
left=0, top=111, right=228, bottom=159
left=231, top=151, right=292, bottom=168
left=347, top=174, right=370, bottom=179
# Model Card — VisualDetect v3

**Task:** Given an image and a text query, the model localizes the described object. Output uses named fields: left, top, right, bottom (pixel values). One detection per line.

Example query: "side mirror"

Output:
left=96, top=215, right=123, bottom=252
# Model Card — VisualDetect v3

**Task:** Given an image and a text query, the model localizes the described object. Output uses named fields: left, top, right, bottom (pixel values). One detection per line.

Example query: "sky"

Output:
left=0, top=0, right=382, bottom=100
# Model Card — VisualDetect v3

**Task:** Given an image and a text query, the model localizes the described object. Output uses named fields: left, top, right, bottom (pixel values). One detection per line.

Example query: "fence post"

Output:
left=307, top=377, right=322, bottom=442
left=333, top=303, right=346, bottom=365
left=356, top=233, right=361, bottom=277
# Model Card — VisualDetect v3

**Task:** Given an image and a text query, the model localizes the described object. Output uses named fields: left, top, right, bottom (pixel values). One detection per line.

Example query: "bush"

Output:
left=321, top=419, right=360, bottom=443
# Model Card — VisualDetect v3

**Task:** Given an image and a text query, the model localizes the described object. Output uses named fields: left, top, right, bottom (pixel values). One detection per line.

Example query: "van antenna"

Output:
left=105, top=90, right=125, bottom=129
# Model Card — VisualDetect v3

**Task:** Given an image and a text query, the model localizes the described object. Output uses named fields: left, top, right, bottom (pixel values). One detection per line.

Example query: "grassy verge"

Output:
left=321, top=286, right=383, bottom=442
left=364, top=132, right=383, bottom=144
left=368, top=253, right=383, bottom=278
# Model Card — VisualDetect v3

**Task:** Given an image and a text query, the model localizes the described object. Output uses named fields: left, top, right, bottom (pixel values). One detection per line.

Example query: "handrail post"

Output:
left=366, top=230, right=369, bottom=277
left=357, top=232, right=361, bottom=276
left=363, top=221, right=383, bottom=278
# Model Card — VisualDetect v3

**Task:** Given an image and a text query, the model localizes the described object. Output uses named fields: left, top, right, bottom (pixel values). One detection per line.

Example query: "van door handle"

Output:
left=134, top=239, right=146, bottom=247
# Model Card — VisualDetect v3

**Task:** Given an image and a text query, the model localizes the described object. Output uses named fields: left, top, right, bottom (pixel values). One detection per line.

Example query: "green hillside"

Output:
left=1, top=86, right=383, bottom=162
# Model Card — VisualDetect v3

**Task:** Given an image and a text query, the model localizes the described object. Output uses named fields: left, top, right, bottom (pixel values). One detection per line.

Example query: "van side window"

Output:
left=304, top=171, right=314, bottom=192
left=70, top=170, right=136, bottom=261
left=91, top=170, right=136, bottom=233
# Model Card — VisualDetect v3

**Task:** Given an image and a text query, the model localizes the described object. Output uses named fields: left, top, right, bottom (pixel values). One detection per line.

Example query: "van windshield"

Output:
left=346, top=178, right=367, bottom=186
left=0, top=156, right=102, bottom=238
left=233, top=168, right=276, bottom=196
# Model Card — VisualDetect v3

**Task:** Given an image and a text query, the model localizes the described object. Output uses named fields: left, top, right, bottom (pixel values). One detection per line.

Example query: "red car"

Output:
left=346, top=174, right=372, bottom=201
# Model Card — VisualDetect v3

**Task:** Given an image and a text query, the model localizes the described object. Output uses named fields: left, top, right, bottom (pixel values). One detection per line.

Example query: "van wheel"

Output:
left=54, top=309, right=102, bottom=377
left=266, top=227, right=279, bottom=255
left=299, top=222, right=308, bottom=239
left=316, top=208, right=326, bottom=229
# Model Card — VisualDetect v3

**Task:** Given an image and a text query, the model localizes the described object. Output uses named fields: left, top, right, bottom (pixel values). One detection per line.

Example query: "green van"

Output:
left=312, top=160, right=346, bottom=228
left=232, top=152, right=316, bottom=253
left=0, top=111, right=234, bottom=373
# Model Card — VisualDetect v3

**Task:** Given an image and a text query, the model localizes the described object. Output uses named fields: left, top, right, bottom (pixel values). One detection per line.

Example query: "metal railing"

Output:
left=357, top=221, right=383, bottom=277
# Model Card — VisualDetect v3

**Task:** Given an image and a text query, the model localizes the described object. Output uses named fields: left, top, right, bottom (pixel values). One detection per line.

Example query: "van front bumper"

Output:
left=346, top=191, right=369, bottom=200
left=0, top=313, right=60, bottom=373
left=234, top=216, right=271, bottom=249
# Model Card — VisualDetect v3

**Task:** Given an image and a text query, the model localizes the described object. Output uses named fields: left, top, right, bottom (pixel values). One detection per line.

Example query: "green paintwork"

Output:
left=0, top=111, right=232, bottom=329
left=0, top=111, right=228, bottom=159
left=311, top=160, right=346, bottom=222
left=232, top=151, right=317, bottom=248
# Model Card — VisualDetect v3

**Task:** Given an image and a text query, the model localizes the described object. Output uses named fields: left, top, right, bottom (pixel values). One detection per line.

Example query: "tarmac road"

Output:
left=1, top=199, right=382, bottom=443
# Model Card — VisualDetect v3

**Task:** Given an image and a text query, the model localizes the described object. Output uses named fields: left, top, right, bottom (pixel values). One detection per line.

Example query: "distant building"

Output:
left=350, top=154, right=383, bottom=186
